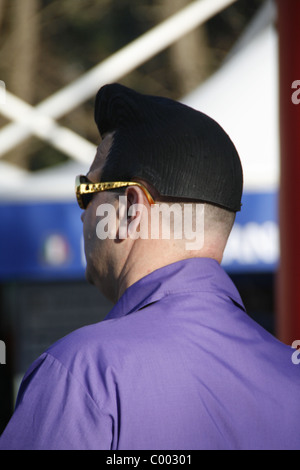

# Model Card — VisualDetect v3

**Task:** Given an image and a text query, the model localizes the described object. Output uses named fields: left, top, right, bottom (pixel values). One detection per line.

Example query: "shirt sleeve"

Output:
left=0, top=353, right=113, bottom=450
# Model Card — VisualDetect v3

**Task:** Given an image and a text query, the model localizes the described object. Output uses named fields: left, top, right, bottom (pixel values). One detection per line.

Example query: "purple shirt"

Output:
left=0, top=258, right=299, bottom=450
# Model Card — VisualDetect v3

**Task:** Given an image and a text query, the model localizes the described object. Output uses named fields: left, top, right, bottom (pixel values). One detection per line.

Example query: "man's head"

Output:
left=94, top=83, right=243, bottom=212
left=79, top=83, right=243, bottom=301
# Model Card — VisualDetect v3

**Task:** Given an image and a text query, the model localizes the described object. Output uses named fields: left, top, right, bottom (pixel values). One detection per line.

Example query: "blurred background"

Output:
left=0, top=0, right=277, bottom=433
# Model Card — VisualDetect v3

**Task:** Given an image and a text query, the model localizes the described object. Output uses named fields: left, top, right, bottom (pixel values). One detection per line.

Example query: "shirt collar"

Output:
left=105, top=258, right=245, bottom=321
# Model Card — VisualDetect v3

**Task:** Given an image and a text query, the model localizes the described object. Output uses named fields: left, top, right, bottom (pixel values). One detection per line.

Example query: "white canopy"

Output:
left=182, top=1, right=279, bottom=192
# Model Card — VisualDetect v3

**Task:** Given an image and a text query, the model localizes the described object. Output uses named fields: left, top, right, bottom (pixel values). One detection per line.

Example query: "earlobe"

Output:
left=127, top=203, right=148, bottom=240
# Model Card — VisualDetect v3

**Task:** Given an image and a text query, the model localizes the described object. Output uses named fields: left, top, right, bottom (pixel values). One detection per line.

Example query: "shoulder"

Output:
left=46, top=317, right=125, bottom=368
left=44, top=310, right=158, bottom=378
left=43, top=301, right=180, bottom=387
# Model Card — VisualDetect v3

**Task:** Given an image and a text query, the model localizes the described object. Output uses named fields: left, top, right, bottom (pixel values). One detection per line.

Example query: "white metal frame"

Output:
left=0, top=0, right=237, bottom=165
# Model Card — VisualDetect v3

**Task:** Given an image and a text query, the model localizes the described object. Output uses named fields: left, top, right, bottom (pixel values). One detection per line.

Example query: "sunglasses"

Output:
left=75, top=175, right=155, bottom=210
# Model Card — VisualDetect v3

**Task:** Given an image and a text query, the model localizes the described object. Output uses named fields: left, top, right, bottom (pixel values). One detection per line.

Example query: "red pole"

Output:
left=277, top=0, right=300, bottom=344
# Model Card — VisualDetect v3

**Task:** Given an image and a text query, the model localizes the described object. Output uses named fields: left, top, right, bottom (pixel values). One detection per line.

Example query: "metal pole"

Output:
left=277, top=0, right=300, bottom=343
left=1, top=91, right=95, bottom=164
left=0, top=0, right=237, bottom=158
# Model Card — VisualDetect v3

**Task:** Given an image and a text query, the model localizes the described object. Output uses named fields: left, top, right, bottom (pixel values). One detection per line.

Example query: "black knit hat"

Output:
left=94, top=83, right=243, bottom=212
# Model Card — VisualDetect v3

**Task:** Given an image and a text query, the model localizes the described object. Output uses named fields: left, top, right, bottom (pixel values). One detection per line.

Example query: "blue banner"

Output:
left=0, top=201, right=85, bottom=281
left=222, top=191, right=278, bottom=272
left=0, top=191, right=278, bottom=281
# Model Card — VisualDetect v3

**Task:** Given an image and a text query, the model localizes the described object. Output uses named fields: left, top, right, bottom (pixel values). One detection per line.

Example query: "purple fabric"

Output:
left=0, top=258, right=299, bottom=450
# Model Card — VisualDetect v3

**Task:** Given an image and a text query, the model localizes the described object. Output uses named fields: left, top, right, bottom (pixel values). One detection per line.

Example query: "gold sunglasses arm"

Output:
left=77, top=182, right=129, bottom=193
left=77, top=180, right=155, bottom=205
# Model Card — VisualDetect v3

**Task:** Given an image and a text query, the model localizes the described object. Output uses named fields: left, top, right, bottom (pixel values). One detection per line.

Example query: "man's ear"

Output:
left=114, top=186, right=148, bottom=241
left=126, top=186, right=139, bottom=213
left=119, top=186, right=148, bottom=240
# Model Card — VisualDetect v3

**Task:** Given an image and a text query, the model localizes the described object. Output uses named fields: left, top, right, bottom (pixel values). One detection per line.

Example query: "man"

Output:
left=0, top=84, right=299, bottom=450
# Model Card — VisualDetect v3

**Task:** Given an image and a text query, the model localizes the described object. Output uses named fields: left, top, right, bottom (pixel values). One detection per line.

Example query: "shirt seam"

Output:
left=45, top=351, right=106, bottom=414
